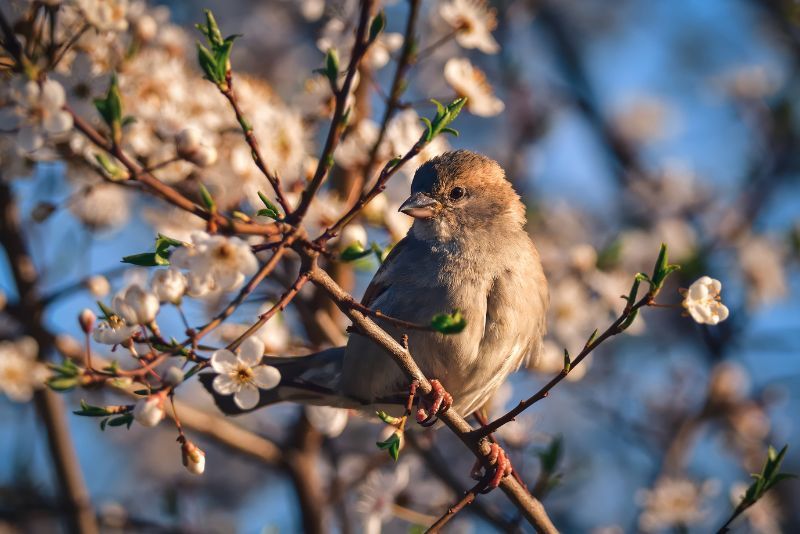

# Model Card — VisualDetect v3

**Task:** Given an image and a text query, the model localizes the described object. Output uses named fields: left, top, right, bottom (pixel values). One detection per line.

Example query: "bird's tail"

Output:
left=199, top=346, right=363, bottom=416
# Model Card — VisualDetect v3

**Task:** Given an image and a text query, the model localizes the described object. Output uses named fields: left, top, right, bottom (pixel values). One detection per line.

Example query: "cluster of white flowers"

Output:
left=0, top=338, right=48, bottom=403
left=170, top=232, right=258, bottom=295
left=636, top=477, right=718, bottom=532
left=0, top=79, right=73, bottom=153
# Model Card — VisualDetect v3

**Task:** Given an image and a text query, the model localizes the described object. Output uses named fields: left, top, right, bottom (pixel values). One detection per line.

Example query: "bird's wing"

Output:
left=360, top=236, right=409, bottom=308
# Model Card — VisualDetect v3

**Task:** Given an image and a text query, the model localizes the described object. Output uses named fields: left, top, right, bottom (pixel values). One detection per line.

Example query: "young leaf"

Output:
left=430, top=310, right=467, bottom=334
left=198, top=183, right=216, bottom=211
left=324, top=48, right=339, bottom=90
left=256, top=191, right=281, bottom=219
left=368, top=11, right=386, bottom=43
left=340, top=242, right=373, bottom=262
left=376, top=431, right=402, bottom=461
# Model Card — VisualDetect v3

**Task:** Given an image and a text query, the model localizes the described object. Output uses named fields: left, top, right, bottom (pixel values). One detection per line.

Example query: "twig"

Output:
left=478, top=291, right=656, bottom=437
left=426, top=483, right=482, bottom=533
left=289, top=0, right=376, bottom=223
left=316, top=131, right=425, bottom=244
left=360, top=0, right=421, bottom=187
left=66, top=107, right=285, bottom=237
left=219, top=74, right=292, bottom=214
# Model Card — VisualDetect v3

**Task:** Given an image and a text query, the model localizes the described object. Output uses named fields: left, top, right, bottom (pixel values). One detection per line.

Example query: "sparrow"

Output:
left=202, top=149, right=548, bottom=430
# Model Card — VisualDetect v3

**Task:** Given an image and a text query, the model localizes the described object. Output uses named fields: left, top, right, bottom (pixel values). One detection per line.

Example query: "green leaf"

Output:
left=107, top=413, right=134, bottom=429
left=47, top=376, right=78, bottom=392
left=368, top=11, right=386, bottom=43
left=196, top=42, right=220, bottom=83
left=73, top=400, right=121, bottom=417
left=649, top=243, right=680, bottom=291
left=93, top=74, right=123, bottom=143
left=537, top=435, right=563, bottom=472
left=421, top=97, right=467, bottom=142
left=256, top=191, right=281, bottom=219
left=376, top=432, right=402, bottom=461
left=340, top=242, right=373, bottom=262
left=563, top=349, right=571, bottom=372
left=430, top=309, right=467, bottom=334
left=121, top=252, right=164, bottom=267
left=199, top=183, right=215, bottom=211
left=324, top=48, right=339, bottom=90
left=94, top=153, right=127, bottom=181
left=97, top=301, right=116, bottom=322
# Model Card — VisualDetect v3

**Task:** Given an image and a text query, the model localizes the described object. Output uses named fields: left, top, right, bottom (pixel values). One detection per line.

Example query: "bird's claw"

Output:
left=471, top=442, right=513, bottom=492
left=415, top=379, right=453, bottom=426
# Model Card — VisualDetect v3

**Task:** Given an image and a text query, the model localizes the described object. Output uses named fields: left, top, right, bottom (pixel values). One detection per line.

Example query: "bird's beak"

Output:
left=399, top=192, right=441, bottom=219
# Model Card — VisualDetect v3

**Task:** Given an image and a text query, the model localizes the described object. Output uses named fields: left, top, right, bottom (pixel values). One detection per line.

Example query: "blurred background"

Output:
left=0, top=0, right=798, bottom=532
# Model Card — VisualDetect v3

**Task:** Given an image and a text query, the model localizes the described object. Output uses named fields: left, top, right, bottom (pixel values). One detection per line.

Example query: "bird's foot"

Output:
left=471, top=442, right=514, bottom=492
left=415, top=379, right=453, bottom=427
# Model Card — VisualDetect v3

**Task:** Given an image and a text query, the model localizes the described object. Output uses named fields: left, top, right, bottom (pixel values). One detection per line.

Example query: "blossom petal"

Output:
left=212, top=373, right=239, bottom=395
left=234, top=383, right=260, bottom=409
left=238, top=337, right=265, bottom=367
left=44, top=110, right=73, bottom=135
left=210, top=349, right=237, bottom=373
left=252, top=365, right=281, bottom=390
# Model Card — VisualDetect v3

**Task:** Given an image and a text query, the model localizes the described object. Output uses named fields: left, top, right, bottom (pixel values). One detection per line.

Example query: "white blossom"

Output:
left=438, top=0, right=500, bottom=54
left=356, top=462, right=410, bottom=534
left=682, top=276, right=729, bottom=325
left=170, top=231, right=259, bottom=294
left=76, top=0, right=130, bottom=32
left=133, top=394, right=165, bottom=427
left=151, top=268, right=187, bottom=304
left=0, top=338, right=48, bottom=403
left=113, top=284, right=160, bottom=325
left=3, top=79, right=73, bottom=153
left=210, top=337, right=281, bottom=410
left=444, top=58, right=504, bottom=117
left=176, top=127, right=218, bottom=167
left=69, top=183, right=131, bottom=229
left=305, top=406, right=349, bottom=438
left=92, top=319, right=137, bottom=345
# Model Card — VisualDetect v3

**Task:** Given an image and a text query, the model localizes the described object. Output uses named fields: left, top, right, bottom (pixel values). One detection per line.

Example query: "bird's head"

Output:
left=399, top=150, right=526, bottom=242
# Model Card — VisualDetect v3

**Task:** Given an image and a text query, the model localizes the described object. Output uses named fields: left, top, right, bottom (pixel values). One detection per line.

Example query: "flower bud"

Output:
left=163, top=365, right=185, bottom=386
left=133, top=394, right=165, bottom=427
left=86, top=275, right=110, bottom=297
left=79, top=308, right=96, bottom=334
left=181, top=440, right=206, bottom=475
left=176, top=127, right=202, bottom=154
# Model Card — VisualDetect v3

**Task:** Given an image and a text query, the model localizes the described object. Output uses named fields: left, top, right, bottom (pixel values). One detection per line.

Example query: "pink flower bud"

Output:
left=79, top=308, right=96, bottom=334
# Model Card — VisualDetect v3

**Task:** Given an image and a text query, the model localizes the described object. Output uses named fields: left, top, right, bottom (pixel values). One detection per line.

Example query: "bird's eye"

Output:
left=449, top=187, right=465, bottom=200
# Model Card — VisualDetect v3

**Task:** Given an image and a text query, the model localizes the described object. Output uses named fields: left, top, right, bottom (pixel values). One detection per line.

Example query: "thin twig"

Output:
left=289, top=0, right=376, bottom=223
left=220, top=75, right=292, bottom=214
left=478, top=291, right=656, bottom=437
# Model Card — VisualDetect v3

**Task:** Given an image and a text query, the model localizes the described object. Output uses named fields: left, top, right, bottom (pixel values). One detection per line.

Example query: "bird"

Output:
left=201, top=149, right=548, bottom=483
